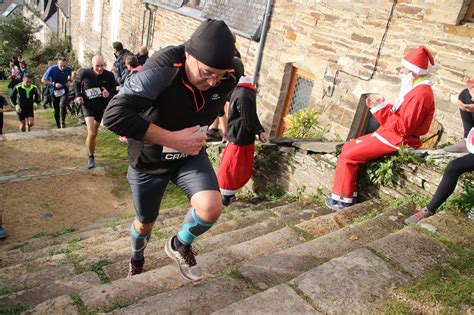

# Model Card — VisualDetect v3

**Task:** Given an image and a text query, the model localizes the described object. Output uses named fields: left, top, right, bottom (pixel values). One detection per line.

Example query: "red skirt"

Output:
left=217, top=143, right=255, bottom=195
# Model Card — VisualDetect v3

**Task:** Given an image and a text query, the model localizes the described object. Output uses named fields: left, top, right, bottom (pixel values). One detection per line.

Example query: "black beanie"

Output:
left=185, top=19, right=235, bottom=70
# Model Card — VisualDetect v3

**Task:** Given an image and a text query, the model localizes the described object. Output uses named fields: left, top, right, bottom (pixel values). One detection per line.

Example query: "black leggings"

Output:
left=460, top=109, right=474, bottom=138
left=52, top=95, right=68, bottom=127
left=427, top=154, right=474, bottom=213
left=0, top=112, right=3, bottom=134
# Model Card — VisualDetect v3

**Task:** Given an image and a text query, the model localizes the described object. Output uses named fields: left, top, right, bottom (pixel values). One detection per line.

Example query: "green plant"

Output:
left=224, top=265, right=243, bottom=279
left=283, top=108, right=328, bottom=139
left=364, top=148, right=423, bottom=187
left=89, top=259, right=112, bottom=284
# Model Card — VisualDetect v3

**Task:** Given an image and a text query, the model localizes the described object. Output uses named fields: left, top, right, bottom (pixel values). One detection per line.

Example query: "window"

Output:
left=462, top=0, right=474, bottom=23
left=80, top=0, right=87, bottom=23
left=277, top=67, right=315, bottom=137
left=184, top=0, right=202, bottom=9
left=110, top=0, right=121, bottom=43
left=93, top=0, right=102, bottom=32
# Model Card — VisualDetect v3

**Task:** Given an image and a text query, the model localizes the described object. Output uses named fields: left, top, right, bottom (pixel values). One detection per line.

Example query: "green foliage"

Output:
left=442, top=179, right=474, bottom=214
left=97, top=299, right=134, bottom=313
left=224, top=265, right=243, bottom=279
left=0, top=304, right=31, bottom=315
left=69, top=293, right=90, bottom=315
left=283, top=108, right=328, bottom=139
left=402, top=247, right=474, bottom=311
left=288, top=224, right=315, bottom=241
left=352, top=209, right=379, bottom=224
left=89, top=259, right=112, bottom=284
left=0, top=12, right=41, bottom=62
left=364, top=148, right=423, bottom=187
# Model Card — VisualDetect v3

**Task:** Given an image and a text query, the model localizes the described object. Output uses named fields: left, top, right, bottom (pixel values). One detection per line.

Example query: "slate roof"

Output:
left=143, top=0, right=268, bottom=41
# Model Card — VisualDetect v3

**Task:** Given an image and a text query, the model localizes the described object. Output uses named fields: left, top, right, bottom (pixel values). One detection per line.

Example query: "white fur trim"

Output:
left=371, top=132, right=400, bottom=150
left=331, top=193, right=353, bottom=203
left=238, top=75, right=252, bottom=85
left=220, top=188, right=239, bottom=196
left=370, top=101, right=388, bottom=114
left=401, top=59, right=428, bottom=75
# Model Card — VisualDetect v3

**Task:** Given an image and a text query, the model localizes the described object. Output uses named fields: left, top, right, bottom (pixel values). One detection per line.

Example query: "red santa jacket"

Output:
left=370, top=81, right=434, bottom=148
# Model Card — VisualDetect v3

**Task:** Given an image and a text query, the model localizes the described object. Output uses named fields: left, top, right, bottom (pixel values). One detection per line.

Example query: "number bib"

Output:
left=85, top=87, right=102, bottom=99
left=53, top=89, right=65, bottom=97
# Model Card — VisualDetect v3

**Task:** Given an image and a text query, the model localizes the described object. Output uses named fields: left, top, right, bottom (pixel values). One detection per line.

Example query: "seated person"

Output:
left=443, top=75, right=474, bottom=153
left=325, top=46, right=435, bottom=211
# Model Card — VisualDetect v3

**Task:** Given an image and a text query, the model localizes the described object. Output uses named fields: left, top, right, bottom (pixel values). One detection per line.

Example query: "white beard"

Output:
left=392, top=72, right=414, bottom=112
left=398, top=72, right=414, bottom=99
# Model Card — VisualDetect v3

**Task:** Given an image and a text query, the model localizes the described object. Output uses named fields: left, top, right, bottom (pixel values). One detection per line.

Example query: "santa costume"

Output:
left=326, top=46, right=436, bottom=210
left=217, top=76, right=265, bottom=205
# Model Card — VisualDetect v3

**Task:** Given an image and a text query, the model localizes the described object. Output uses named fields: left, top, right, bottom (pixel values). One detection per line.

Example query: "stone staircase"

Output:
left=0, top=194, right=470, bottom=314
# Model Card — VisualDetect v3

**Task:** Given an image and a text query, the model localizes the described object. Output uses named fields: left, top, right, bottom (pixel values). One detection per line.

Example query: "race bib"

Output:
left=85, top=87, right=102, bottom=99
left=161, top=146, right=188, bottom=161
left=53, top=89, right=65, bottom=97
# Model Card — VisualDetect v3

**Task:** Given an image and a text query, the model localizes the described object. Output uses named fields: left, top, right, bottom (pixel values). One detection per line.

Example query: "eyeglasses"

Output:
left=194, top=58, right=231, bottom=81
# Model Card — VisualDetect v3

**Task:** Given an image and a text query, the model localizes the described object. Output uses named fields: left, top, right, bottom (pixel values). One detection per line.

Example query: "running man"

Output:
left=74, top=55, right=116, bottom=169
left=41, top=57, right=73, bottom=128
left=10, top=74, right=41, bottom=132
left=103, top=19, right=242, bottom=281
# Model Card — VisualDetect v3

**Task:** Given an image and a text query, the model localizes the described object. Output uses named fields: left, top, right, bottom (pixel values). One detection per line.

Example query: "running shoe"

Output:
left=164, top=236, right=203, bottom=282
left=87, top=156, right=96, bottom=169
left=128, top=257, right=144, bottom=277
left=443, top=139, right=467, bottom=153
left=324, top=196, right=353, bottom=211
left=404, top=208, right=434, bottom=225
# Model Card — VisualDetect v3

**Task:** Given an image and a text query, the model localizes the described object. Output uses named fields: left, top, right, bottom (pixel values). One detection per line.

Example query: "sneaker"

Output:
left=118, top=136, right=128, bottom=143
left=325, top=196, right=352, bottom=211
left=0, top=228, right=7, bottom=239
left=164, top=236, right=203, bottom=282
left=468, top=208, right=474, bottom=221
left=87, top=156, right=96, bottom=169
left=61, top=122, right=66, bottom=128
left=443, top=139, right=467, bottom=153
left=128, top=257, right=144, bottom=276
left=404, top=208, right=434, bottom=225
left=222, top=194, right=235, bottom=206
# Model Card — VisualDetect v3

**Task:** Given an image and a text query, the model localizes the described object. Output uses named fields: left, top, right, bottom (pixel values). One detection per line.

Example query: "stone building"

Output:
left=67, top=0, right=474, bottom=143
left=21, top=0, right=58, bottom=43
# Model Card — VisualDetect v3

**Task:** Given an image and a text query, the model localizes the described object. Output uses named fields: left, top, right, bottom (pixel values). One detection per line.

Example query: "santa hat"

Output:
left=401, top=46, right=435, bottom=75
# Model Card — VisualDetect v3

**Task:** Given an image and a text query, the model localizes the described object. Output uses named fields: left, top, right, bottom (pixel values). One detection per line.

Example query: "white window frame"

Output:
left=110, top=0, right=121, bottom=43
left=93, top=0, right=102, bottom=32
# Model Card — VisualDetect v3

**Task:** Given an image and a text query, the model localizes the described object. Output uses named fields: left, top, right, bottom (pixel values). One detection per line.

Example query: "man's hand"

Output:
left=168, top=126, right=207, bottom=156
left=54, top=82, right=63, bottom=89
left=111, top=66, right=118, bottom=73
left=366, top=95, right=385, bottom=109
left=258, top=132, right=268, bottom=143
left=75, top=96, right=84, bottom=106
left=463, top=103, right=474, bottom=112
left=102, top=87, right=110, bottom=99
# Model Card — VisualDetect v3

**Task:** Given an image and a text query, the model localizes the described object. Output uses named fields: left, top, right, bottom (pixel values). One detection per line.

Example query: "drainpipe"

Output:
left=144, top=3, right=153, bottom=48
left=251, top=0, right=272, bottom=86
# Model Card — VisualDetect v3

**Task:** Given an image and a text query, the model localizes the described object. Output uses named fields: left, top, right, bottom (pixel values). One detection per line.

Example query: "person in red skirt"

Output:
left=217, top=75, right=268, bottom=205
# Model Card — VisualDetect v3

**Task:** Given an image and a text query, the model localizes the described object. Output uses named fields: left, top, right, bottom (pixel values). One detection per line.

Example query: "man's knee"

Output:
left=133, top=219, right=154, bottom=235
left=192, top=192, right=222, bottom=222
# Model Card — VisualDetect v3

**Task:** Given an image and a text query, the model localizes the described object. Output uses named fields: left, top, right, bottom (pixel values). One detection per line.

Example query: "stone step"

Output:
left=28, top=225, right=305, bottom=313
left=103, top=204, right=328, bottom=281
left=0, top=201, right=305, bottom=296
left=0, top=271, right=101, bottom=309
left=1, top=126, right=85, bottom=142
left=238, top=203, right=415, bottom=287
left=112, top=276, right=259, bottom=315
left=0, top=206, right=189, bottom=265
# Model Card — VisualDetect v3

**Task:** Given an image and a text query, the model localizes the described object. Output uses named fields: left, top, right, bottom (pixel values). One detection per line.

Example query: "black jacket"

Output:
left=103, top=45, right=241, bottom=174
left=74, top=68, right=116, bottom=108
left=10, top=83, right=41, bottom=109
left=226, top=85, right=265, bottom=145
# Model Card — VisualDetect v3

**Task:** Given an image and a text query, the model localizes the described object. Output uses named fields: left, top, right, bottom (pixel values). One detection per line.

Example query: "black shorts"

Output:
left=127, top=150, right=219, bottom=224
left=82, top=104, right=106, bottom=123
left=17, top=107, right=34, bottom=120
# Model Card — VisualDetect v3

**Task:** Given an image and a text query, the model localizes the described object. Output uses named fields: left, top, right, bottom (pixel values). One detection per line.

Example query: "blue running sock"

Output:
left=177, top=208, right=213, bottom=246
left=130, top=223, right=151, bottom=261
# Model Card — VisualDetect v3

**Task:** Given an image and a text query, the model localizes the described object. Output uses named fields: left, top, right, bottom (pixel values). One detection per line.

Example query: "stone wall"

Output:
left=68, top=0, right=474, bottom=142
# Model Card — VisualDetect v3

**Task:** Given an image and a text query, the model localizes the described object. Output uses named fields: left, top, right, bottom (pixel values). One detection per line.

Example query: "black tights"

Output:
left=427, top=154, right=474, bottom=213
left=52, top=95, right=68, bottom=128
left=460, top=109, right=474, bottom=138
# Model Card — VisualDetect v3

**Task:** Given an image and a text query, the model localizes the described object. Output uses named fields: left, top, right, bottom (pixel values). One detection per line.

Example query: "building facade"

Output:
left=68, top=0, right=474, bottom=143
